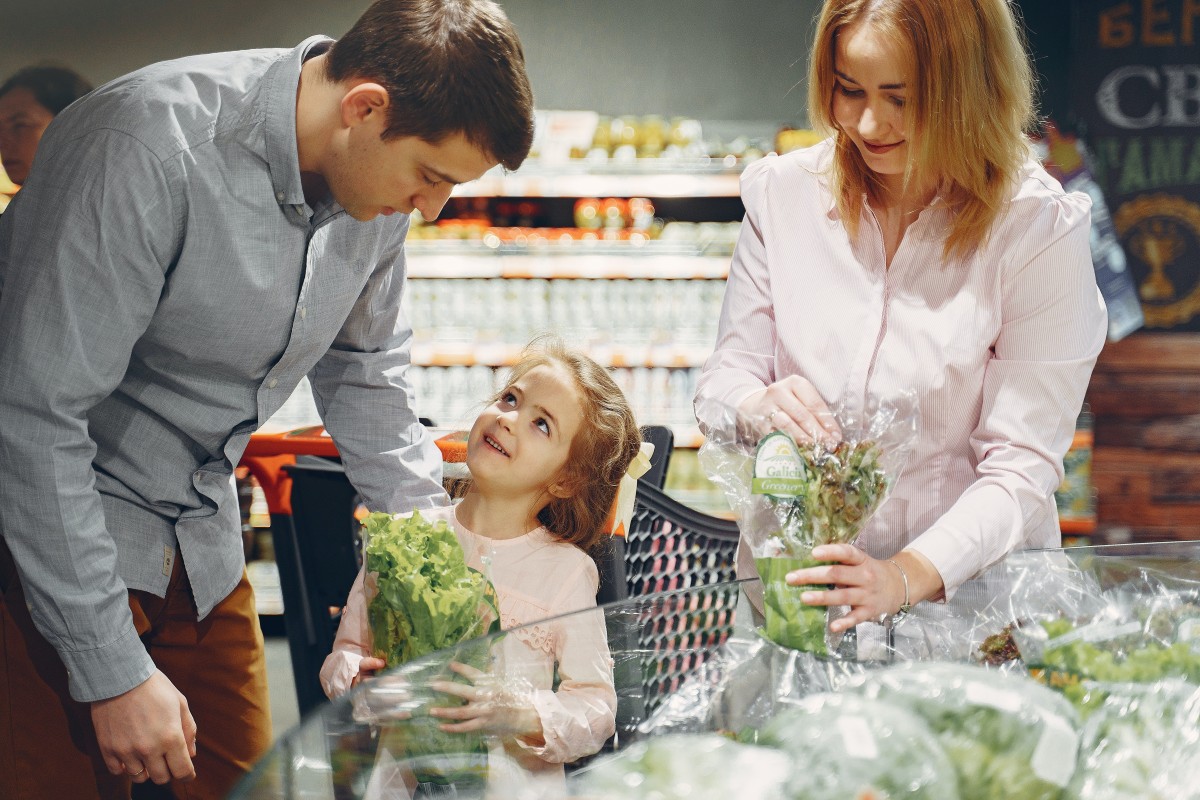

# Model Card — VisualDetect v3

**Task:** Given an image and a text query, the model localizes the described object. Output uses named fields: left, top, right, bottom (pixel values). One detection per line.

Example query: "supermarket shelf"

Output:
left=412, top=341, right=713, bottom=369
left=407, top=250, right=730, bottom=279
left=456, top=160, right=745, bottom=198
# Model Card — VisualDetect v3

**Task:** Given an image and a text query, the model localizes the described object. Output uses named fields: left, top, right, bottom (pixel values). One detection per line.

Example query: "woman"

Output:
left=695, top=0, right=1107, bottom=656
left=0, top=65, right=92, bottom=188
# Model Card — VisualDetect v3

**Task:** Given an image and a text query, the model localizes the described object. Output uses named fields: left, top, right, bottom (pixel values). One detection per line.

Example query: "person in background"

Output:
left=694, top=0, right=1107, bottom=656
left=0, top=1, right=533, bottom=798
left=322, top=338, right=642, bottom=794
left=0, top=64, right=93, bottom=188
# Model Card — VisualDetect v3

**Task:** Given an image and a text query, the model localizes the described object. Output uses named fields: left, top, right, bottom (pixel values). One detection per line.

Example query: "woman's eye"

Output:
left=890, top=95, right=907, bottom=108
left=535, top=418, right=550, bottom=435
left=837, top=84, right=865, bottom=98
left=423, top=174, right=441, bottom=187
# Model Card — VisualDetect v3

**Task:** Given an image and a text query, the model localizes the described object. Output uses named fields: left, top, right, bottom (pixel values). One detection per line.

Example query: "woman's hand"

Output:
left=784, top=545, right=944, bottom=632
left=429, top=662, right=543, bottom=742
left=739, top=376, right=841, bottom=445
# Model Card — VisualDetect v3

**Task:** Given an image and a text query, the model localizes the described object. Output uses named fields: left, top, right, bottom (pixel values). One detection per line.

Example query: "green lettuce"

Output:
left=363, top=510, right=499, bottom=666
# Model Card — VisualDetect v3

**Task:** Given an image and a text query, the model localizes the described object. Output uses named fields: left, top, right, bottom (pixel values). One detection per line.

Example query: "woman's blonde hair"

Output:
left=492, top=336, right=641, bottom=554
left=808, top=0, right=1036, bottom=259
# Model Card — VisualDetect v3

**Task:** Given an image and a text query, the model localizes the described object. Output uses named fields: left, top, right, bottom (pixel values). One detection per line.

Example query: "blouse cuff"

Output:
left=904, top=530, right=976, bottom=604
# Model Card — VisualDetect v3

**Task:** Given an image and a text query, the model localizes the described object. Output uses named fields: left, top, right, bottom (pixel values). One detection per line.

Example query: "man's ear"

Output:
left=339, top=82, right=390, bottom=129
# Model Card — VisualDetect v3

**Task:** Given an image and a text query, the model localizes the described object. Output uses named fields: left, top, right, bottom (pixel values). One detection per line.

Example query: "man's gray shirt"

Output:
left=0, top=37, right=446, bottom=701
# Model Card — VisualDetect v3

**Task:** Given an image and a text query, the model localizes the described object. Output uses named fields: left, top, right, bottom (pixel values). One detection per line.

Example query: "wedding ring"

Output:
left=129, top=766, right=145, bottom=777
left=767, top=408, right=779, bottom=424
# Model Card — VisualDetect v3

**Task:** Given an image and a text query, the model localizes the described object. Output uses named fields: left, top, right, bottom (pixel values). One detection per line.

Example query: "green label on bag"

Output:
left=752, top=431, right=806, bottom=498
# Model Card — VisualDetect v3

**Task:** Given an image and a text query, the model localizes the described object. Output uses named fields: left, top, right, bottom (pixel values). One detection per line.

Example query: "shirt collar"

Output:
left=263, top=36, right=334, bottom=209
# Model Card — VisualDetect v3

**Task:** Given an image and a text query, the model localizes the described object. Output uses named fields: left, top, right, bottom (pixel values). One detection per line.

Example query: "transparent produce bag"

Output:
left=1067, top=680, right=1200, bottom=800
left=697, top=392, right=918, bottom=656
left=359, top=510, right=502, bottom=782
left=361, top=510, right=501, bottom=667
left=569, top=733, right=793, bottom=800
left=850, top=661, right=1081, bottom=800
left=758, top=692, right=959, bottom=800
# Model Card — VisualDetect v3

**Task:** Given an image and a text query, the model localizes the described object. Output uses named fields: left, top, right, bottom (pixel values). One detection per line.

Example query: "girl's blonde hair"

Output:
left=807, top=0, right=1036, bottom=259
left=493, top=337, right=641, bottom=554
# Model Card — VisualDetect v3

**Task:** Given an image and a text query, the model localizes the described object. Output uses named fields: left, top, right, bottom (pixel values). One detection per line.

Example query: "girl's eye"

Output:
left=500, top=391, right=517, bottom=406
left=836, top=83, right=865, bottom=98
left=423, top=174, right=442, bottom=187
left=535, top=418, right=550, bottom=435
left=890, top=95, right=907, bottom=108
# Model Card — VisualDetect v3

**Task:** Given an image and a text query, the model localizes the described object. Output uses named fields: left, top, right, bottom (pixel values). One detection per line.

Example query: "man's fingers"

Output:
left=165, top=745, right=198, bottom=783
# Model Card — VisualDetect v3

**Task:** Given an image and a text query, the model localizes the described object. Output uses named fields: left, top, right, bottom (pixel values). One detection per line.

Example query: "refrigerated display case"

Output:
left=230, top=540, right=1200, bottom=799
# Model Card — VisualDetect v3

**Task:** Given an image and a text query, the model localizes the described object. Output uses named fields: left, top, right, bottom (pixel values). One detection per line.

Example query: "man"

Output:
left=0, top=1, right=533, bottom=797
left=0, top=64, right=93, bottom=188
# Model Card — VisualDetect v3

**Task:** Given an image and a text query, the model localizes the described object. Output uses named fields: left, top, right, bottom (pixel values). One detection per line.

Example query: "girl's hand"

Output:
left=352, top=657, right=387, bottom=688
left=429, top=662, right=543, bottom=741
left=739, top=376, right=841, bottom=445
left=783, top=544, right=906, bottom=632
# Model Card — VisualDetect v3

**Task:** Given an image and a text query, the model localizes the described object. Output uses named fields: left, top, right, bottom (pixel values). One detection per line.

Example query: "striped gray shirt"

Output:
left=0, top=37, right=446, bottom=701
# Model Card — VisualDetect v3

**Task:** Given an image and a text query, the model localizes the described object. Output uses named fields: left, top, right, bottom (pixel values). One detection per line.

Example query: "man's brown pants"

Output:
left=0, top=540, right=272, bottom=799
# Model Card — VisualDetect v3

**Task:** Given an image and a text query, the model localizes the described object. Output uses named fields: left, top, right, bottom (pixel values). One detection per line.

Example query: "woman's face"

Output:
left=831, top=21, right=912, bottom=184
left=0, top=87, right=55, bottom=186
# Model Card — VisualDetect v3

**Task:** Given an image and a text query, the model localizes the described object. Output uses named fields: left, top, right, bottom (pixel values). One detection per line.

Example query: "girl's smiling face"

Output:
left=831, top=21, right=913, bottom=189
left=467, top=362, right=583, bottom=502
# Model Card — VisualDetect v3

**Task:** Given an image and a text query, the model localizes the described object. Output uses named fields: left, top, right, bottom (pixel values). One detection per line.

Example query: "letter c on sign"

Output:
left=1096, top=66, right=1162, bottom=129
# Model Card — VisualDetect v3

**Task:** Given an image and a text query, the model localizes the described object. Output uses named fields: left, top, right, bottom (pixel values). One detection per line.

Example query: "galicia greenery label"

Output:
left=752, top=431, right=807, bottom=498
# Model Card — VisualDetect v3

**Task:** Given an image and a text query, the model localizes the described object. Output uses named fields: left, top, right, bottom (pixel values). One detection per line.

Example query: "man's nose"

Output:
left=414, top=184, right=455, bottom=221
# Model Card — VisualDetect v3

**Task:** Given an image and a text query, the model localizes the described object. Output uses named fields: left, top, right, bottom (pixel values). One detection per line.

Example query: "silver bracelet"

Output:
left=887, top=558, right=912, bottom=619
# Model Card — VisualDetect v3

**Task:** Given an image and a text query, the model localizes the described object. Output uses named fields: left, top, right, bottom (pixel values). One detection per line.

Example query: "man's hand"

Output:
left=91, top=670, right=197, bottom=785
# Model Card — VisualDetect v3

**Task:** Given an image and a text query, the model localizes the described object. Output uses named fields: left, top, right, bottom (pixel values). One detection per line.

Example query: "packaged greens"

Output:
left=850, top=662, right=1080, bottom=800
left=362, top=509, right=500, bottom=666
left=359, top=510, right=501, bottom=784
left=569, top=733, right=792, bottom=800
left=758, top=692, right=959, bottom=800
left=697, top=393, right=917, bottom=656
left=1067, top=680, right=1200, bottom=800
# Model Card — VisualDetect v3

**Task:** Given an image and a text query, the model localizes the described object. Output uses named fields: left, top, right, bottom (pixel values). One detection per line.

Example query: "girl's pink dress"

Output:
left=320, top=505, right=616, bottom=794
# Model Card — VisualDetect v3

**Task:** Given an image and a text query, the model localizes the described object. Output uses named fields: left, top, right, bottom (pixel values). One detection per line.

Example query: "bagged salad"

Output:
left=850, top=661, right=1081, bottom=800
left=359, top=510, right=501, bottom=783
left=697, top=393, right=917, bottom=656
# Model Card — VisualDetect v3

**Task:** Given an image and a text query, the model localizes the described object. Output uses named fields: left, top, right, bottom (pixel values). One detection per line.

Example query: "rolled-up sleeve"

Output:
left=0, top=128, right=181, bottom=700
left=308, top=223, right=447, bottom=514
left=907, top=192, right=1108, bottom=598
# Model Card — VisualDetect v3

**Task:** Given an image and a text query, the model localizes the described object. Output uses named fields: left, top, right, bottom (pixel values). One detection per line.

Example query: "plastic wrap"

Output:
left=849, top=661, right=1081, bottom=800
left=758, top=692, right=959, bottom=799
left=361, top=510, right=501, bottom=666
left=358, top=510, right=502, bottom=783
left=1067, top=680, right=1200, bottom=800
left=972, top=548, right=1200, bottom=711
left=569, top=734, right=792, bottom=800
left=696, top=394, right=917, bottom=656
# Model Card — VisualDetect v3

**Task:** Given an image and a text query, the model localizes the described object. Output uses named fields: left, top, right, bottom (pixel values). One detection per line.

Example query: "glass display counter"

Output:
left=230, top=540, right=1200, bottom=799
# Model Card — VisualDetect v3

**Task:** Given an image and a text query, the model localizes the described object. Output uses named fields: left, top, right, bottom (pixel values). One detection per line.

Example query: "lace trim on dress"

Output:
left=502, top=614, right=557, bottom=656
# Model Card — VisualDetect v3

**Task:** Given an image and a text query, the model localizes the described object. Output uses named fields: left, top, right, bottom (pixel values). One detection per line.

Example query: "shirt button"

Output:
left=299, top=307, right=307, bottom=319
left=276, top=191, right=285, bottom=202
left=268, top=378, right=279, bottom=389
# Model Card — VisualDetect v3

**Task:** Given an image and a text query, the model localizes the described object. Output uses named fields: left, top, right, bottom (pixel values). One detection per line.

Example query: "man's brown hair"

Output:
left=327, top=0, right=535, bottom=171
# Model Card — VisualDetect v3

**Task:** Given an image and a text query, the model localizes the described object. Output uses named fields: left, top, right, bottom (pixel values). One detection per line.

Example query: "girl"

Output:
left=695, top=0, right=1107, bottom=656
left=321, top=337, right=642, bottom=791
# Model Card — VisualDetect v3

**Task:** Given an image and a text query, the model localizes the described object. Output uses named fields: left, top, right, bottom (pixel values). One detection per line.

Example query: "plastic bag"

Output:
left=849, top=661, right=1081, bottom=800
left=696, top=392, right=918, bottom=656
left=1067, top=680, right=1200, bottom=800
left=361, top=510, right=501, bottom=667
left=359, top=510, right=502, bottom=783
left=759, top=692, right=959, bottom=800
left=569, top=733, right=792, bottom=800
